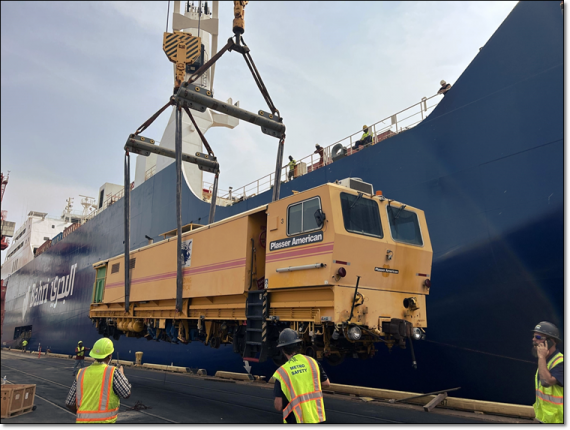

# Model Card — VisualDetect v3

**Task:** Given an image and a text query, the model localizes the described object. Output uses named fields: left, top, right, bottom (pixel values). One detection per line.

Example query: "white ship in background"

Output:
left=1, top=196, right=98, bottom=280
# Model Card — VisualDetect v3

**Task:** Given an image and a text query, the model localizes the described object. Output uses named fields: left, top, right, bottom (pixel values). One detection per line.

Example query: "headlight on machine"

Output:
left=347, top=325, right=362, bottom=341
left=411, top=327, right=422, bottom=341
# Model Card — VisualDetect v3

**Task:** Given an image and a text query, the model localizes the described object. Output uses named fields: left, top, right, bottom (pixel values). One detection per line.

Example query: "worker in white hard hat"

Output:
left=438, top=80, right=452, bottom=95
left=65, top=337, right=131, bottom=423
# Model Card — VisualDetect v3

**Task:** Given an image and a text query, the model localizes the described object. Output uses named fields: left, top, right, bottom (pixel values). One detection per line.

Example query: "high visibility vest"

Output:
left=273, top=354, right=326, bottom=423
left=22, top=340, right=28, bottom=346
left=76, top=363, right=120, bottom=424
left=77, top=346, right=85, bottom=357
left=534, top=352, right=564, bottom=423
left=288, top=160, right=296, bottom=171
left=361, top=130, right=370, bottom=141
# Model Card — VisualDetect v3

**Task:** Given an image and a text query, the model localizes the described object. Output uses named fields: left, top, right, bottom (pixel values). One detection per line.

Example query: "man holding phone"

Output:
left=532, top=321, right=563, bottom=423
left=66, top=337, right=131, bottom=423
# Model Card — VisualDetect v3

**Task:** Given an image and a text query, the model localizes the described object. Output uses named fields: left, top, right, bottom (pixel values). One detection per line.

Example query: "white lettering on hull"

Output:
left=22, top=263, right=78, bottom=320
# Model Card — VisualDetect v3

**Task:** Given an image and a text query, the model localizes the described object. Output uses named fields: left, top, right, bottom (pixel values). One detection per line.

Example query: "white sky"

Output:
left=1, top=1, right=519, bottom=264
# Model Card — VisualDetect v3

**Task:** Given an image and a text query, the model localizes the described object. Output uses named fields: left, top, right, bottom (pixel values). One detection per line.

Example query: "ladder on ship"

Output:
left=243, top=290, right=269, bottom=362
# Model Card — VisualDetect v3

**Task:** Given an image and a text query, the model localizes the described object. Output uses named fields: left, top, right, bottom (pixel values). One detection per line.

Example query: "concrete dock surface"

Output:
left=1, top=350, right=533, bottom=424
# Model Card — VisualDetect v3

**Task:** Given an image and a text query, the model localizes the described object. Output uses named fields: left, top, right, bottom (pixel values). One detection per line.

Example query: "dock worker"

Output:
left=352, top=125, right=372, bottom=150
left=73, top=341, right=91, bottom=376
left=21, top=339, right=28, bottom=352
left=438, top=80, right=452, bottom=95
left=288, top=156, right=296, bottom=181
left=532, top=321, right=563, bottom=424
left=273, top=328, right=330, bottom=423
left=66, top=337, right=131, bottom=423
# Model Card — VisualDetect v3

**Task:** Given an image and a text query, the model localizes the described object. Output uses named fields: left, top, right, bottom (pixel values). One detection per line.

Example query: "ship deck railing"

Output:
left=203, top=93, right=441, bottom=204
left=83, top=92, right=441, bottom=225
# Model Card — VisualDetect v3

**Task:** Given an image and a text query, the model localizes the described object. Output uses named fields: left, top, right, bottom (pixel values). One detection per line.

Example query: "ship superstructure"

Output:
left=1, top=212, right=72, bottom=280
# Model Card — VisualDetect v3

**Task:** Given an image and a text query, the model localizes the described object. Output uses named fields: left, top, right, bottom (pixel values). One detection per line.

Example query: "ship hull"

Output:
left=2, top=1, right=562, bottom=405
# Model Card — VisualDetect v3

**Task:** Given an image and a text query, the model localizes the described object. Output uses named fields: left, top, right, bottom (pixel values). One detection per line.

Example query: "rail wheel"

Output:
left=209, top=336, right=221, bottom=349
left=325, top=353, right=345, bottom=366
left=304, top=346, right=317, bottom=360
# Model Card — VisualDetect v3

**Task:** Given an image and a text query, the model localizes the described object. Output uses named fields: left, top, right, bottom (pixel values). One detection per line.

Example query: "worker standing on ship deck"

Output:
left=532, top=321, right=564, bottom=424
left=66, top=337, right=131, bottom=423
left=73, top=341, right=90, bottom=375
left=273, top=328, right=330, bottom=424
left=287, top=156, right=296, bottom=181
left=314, top=144, right=325, bottom=167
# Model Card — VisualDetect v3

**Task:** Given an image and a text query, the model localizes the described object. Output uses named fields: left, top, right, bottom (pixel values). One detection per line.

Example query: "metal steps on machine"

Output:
left=243, top=289, right=268, bottom=362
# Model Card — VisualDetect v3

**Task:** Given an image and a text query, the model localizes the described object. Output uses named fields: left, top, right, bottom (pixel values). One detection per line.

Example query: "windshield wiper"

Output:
left=393, top=204, right=407, bottom=219
left=350, top=192, right=363, bottom=209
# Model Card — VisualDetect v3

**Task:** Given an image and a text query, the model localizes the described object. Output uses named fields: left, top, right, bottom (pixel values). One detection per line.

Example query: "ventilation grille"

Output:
left=111, top=259, right=135, bottom=274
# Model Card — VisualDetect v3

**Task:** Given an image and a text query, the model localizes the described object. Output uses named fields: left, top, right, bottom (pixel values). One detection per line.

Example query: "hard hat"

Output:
left=362, top=125, right=368, bottom=130
left=440, top=80, right=447, bottom=86
left=90, top=337, right=114, bottom=359
left=277, top=328, right=302, bottom=348
left=78, top=340, right=83, bottom=344
left=315, top=143, right=319, bottom=147
left=532, top=321, right=561, bottom=342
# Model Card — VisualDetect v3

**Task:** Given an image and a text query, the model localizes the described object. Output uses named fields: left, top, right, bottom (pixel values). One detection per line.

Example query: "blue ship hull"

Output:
left=2, top=1, right=562, bottom=405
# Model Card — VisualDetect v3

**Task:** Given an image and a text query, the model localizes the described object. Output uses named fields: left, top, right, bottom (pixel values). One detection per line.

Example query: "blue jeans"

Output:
left=73, top=360, right=85, bottom=374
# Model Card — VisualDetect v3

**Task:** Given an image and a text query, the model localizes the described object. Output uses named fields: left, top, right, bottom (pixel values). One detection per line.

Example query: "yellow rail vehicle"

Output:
left=89, top=179, right=433, bottom=365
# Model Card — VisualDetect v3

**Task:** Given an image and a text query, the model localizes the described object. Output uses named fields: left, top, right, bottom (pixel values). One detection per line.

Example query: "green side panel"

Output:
left=96, top=266, right=107, bottom=280
left=94, top=266, right=107, bottom=303
left=95, top=279, right=104, bottom=303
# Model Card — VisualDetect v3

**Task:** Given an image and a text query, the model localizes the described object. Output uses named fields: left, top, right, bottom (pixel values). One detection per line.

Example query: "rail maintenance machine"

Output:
left=89, top=178, right=433, bottom=367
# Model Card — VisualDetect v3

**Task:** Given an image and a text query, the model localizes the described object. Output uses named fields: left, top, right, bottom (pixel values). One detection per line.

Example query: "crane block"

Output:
left=163, top=31, right=201, bottom=65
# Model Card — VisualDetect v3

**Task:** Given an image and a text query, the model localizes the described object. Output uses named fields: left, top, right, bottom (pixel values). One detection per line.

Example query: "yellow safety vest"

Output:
left=273, top=354, right=326, bottom=423
left=77, top=346, right=85, bottom=357
left=361, top=130, right=370, bottom=140
left=76, top=363, right=120, bottom=424
left=534, top=352, right=564, bottom=423
left=22, top=341, right=28, bottom=346
left=288, top=160, right=296, bottom=171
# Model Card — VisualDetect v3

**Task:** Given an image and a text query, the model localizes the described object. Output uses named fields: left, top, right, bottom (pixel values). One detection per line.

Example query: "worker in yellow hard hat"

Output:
left=72, top=341, right=91, bottom=376
left=65, top=338, right=131, bottom=423
left=352, top=125, right=372, bottom=151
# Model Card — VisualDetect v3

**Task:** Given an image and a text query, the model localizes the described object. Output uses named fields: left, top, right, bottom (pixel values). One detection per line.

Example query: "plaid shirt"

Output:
left=65, top=364, right=131, bottom=406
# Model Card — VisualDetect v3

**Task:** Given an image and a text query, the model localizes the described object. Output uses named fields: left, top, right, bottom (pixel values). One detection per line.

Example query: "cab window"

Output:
left=340, top=192, right=383, bottom=238
left=287, top=197, right=321, bottom=236
left=387, top=205, right=423, bottom=246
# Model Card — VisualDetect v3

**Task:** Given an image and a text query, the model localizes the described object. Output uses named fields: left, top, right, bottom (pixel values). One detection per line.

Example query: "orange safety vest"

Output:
left=76, top=363, right=120, bottom=423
